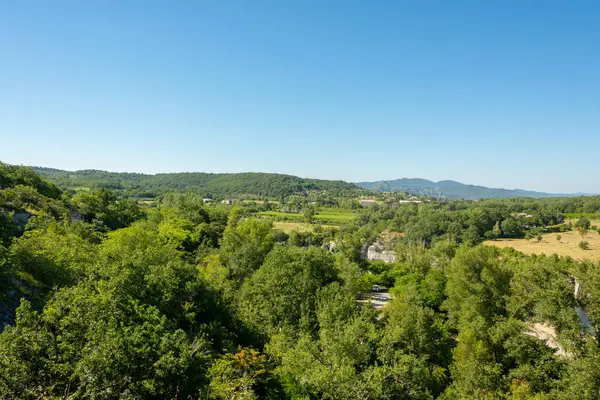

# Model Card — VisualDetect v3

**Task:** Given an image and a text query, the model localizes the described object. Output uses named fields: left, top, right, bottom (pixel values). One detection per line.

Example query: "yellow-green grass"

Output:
left=484, top=228, right=600, bottom=262
left=272, top=221, right=338, bottom=233
left=565, top=218, right=600, bottom=227
left=314, top=208, right=357, bottom=222
left=258, top=211, right=304, bottom=220
left=138, top=199, right=156, bottom=206
left=258, top=208, right=356, bottom=223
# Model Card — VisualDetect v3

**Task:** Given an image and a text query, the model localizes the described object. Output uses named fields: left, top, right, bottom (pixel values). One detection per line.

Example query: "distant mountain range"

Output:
left=355, top=178, right=590, bottom=200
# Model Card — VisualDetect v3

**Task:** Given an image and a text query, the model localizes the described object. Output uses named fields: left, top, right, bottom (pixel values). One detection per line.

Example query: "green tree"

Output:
left=303, top=206, right=316, bottom=223
left=0, top=283, right=213, bottom=398
left=492, top=221, right=502, bottom=239
left=72, top=187, right=142, bottom=230
left=220, top=218, right=275, bottom=283
left=443, top=246, right=511, bottom=329
left=9, top=222, right=96, bottom=289
left=575, top=216, right=591, bottom=230
left=501, top=218, right=522, bottom=238
left=208, top=348, right=276, bottom=400
left=237, top=246, right=338, bottom=339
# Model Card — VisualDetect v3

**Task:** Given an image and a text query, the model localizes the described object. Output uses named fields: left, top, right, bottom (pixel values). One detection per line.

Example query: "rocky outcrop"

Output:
left=525, top=323, right=570, bottom=357
left=366, top=240, right=396, bottom=263
left=321, top=241, right=337, bottom=253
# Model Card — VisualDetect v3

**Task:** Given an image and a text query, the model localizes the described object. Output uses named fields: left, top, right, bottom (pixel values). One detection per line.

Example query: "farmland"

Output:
left=257, top=207, right=356, bottom=224
left=271, top=221, right=338, bottom=233
left=484, top=227, right=600, bottom=262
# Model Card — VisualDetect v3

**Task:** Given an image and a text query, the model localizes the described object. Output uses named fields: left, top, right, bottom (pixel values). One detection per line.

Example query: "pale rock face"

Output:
left=322, top=241, right=337, bottom=252
left=366, top=241, right=396, bottom=263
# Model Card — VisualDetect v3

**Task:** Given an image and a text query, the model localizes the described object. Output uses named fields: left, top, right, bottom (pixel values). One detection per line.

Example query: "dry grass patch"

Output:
left=272, top=221, right=338, bottom=234
left=484, top=229, right=600, bottom=262
left=379, top=230, right=404, bottom=242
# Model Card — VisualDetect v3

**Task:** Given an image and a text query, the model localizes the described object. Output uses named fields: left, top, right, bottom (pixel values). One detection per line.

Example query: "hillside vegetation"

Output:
left=3, top=163, right=600, bottom=398
left=356, top=178, right=575, bottom=199
left=34, top=167, right=361, bottom=199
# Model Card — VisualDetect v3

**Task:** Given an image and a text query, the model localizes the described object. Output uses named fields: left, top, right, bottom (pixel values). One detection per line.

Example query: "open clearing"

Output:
left=272, top=221, right=337, bottom=233
left=258, top=208, right=356, bottom=223
left=484, top=229, right=600, bottom=262
left=313, top=208, right=356, bottom=222
left=259, top=211, right=304, bottom=220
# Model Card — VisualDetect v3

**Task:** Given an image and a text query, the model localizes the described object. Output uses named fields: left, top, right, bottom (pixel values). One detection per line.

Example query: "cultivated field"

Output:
left=313, top=208, right=356, bottom=222
left=484, top=229, right=600, bottom=262
left=258, top=208, right=356, bottom=223
left=272, top=221, right=337, bottom=233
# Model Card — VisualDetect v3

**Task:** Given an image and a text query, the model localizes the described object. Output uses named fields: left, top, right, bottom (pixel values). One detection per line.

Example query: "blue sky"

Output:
left=1, top=1, right=599, bottom=193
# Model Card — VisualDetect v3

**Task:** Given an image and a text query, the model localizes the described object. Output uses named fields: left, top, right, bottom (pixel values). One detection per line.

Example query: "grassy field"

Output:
left=258, top=211, right=305, bottom=220
left=563, top=213, right=600, bottom=219
left=484, top=229, right=600, bottom=262
left=258, top=207, right=356, bottom=223
left=314, top=208, right=357, bottom=222
left=272, top=221, right=338, bottom=233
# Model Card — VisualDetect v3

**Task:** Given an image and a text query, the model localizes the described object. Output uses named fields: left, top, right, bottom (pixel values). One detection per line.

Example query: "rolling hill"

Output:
left=24, top=165, right=591, bottom=200
left=32, top=167, right=362, bottom=199
left=355, top=178, right=579, bottom=200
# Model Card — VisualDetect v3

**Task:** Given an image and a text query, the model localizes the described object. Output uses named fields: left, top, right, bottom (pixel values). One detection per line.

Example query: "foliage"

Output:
left=0, top=162, right=61, bottom=199
left=1, top=165, right=600, bottom=398
left=208, top=347, right=279, bottom=399
left=35, top=167, right=362, bottom=199
left=575, top=216, right=591, bottom=230
left=72, top=187, right=143, bottom=230
left=237, top=246, right=338, bottom=339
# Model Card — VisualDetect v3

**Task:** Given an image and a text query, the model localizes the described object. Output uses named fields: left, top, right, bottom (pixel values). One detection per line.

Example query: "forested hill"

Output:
left=356, top=178, right=576, bottom=200
left=33, top=167, right=361, bottom=198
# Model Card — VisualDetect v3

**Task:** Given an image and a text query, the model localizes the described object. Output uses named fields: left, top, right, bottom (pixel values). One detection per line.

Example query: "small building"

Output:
left=221, top=199, right=232, bottom=205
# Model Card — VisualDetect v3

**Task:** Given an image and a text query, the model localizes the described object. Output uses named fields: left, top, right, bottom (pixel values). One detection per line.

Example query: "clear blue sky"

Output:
left=1, top=1, right=599, bottom=193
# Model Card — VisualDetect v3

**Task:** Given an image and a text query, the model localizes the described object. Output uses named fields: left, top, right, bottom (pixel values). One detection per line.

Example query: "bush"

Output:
left=524, top=232, right=535, bottom=241
left=579, top=240, right=590, bottom=250
left=576, top=216, right=591, bottom=230
left=556, top=234, right=561, bottom=241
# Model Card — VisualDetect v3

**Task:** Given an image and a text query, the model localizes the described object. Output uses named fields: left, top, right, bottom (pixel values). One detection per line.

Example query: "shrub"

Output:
left=525, top=232, right=535, bottom=241
left=579, top=240, right=590, bottom=250
left=556, top=234, right=561, bottom=241
left=576, top=216, right=591, bottom=230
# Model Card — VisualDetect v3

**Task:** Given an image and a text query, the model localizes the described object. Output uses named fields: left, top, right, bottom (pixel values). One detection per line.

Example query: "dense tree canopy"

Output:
left=34, top=167, right=363, bottom=199
left=2, top=164, right=600, bottom=398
